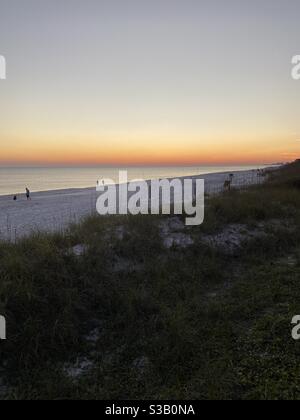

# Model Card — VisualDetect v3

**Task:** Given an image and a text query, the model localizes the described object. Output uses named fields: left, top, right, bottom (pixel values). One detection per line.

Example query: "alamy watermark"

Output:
left=291, top=316, right=300, bottom=341
left=96, top=171, right=205, bottom=226
left=0, top=316, right=6, bottom=340
left=0, top=55, right=6, bottom=80
left=292, top=55, right=300, bottom=80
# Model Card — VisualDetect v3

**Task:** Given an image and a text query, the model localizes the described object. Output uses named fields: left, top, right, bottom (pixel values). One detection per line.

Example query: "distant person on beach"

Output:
left=224, top=174, right=234, bottom=191
left=25, top=188, right=31, bottom=201
left=13, top=195, right=17, bottom=201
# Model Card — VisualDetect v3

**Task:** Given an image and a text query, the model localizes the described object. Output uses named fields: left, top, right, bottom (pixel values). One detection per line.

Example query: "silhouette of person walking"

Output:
left=26, top=187, right=31, bottom=201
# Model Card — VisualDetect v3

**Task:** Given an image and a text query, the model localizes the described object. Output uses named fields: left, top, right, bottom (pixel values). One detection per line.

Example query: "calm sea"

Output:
left=0, top=165, right=267, bottom=196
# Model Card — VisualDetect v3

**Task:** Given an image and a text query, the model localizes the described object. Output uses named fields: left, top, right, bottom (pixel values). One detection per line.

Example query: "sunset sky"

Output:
left=0, top=0, right=299, bottom=166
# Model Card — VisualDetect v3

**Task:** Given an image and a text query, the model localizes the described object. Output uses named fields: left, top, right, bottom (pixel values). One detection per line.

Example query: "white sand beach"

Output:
left=0, top=169, right=269, bottom=241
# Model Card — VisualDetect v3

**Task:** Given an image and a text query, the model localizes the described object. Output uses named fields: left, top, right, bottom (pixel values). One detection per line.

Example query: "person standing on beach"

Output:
left=26, top=187, right=31, bottom=201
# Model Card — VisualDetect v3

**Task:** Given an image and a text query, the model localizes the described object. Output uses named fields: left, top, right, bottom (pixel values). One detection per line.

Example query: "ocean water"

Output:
left=0, top=165, right=267, bottom=196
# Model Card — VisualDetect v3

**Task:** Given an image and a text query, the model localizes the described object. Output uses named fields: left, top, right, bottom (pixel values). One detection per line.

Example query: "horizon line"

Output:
left=0, top=161, right=288, bottom=169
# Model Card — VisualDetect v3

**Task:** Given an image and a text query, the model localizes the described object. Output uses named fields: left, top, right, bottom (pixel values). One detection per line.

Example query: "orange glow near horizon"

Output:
left=1, top=2, right=300, bottom=168
left=0, top=134, right=297, bottom=166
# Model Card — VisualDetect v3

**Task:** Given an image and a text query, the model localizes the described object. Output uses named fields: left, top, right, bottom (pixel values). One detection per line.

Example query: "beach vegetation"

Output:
left=0, top=161, right=300, bottom=399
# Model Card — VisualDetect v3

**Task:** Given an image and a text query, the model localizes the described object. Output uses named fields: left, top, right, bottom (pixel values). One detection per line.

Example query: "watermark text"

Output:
left=291, top=316, right=300, bottom=340
left=0, top=55, right=6, bottom=80
left=96, top=171, right=205, bottom=226
left=0, top=316, right=6, bottom=340
left=292, top=55, right=300, bottom=80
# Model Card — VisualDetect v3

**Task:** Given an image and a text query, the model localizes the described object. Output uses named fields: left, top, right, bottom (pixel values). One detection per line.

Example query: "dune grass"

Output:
left=0, top=162, right=300, bottom=400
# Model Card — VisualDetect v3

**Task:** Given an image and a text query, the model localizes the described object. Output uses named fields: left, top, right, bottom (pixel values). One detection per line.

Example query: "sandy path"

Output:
left=0, top=169, right=263, bottom=241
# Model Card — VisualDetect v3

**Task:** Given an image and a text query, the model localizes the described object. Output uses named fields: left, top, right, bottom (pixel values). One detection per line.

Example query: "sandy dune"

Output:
left=0, top=169, right=265, bottom=241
